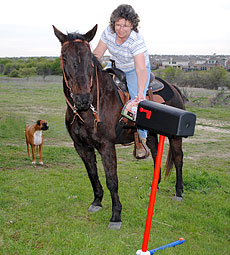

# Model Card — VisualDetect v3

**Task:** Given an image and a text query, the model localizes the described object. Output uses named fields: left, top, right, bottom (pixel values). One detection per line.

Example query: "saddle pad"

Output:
left=153, top=77, right=174, bottom=102
left=148, top=78, right=164, bottom=92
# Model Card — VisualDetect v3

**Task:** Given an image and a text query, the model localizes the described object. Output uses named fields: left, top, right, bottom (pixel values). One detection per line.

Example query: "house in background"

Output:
left=149, top=54, right=230, bottom=71
left=195, top=55, right=229, bottom=71
left=161, top=56, right=190, bottom=69
left=102, top=54, right=230, bottom=71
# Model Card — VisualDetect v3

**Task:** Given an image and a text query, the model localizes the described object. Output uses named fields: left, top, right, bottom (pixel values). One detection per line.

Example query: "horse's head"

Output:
left=53, top=25, right=97, bottom=111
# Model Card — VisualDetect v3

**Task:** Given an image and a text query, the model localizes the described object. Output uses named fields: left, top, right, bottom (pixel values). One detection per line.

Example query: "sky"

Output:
left=1, top=0, right=230, bottom=57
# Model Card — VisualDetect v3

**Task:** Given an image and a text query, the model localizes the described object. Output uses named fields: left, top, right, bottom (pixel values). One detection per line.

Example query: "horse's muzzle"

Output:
left=74, top=93, right=93, bottom=111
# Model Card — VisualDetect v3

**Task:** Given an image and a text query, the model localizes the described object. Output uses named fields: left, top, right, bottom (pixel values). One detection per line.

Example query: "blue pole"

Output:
left=149, top=238, right=186, bottom=254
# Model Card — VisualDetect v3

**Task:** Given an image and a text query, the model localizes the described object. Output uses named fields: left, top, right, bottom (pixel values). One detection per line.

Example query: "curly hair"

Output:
left=110, top=4, right=140, bottom=33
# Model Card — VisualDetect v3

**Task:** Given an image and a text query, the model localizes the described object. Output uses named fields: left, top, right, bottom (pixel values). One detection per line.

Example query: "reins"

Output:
left=60, top=39, right=100, bottom=127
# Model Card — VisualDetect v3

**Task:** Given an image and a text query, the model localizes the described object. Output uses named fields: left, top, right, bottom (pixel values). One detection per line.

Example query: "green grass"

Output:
left=0, top=79, right=230, bottom=254
left=187, top=105, right=230, bottom=121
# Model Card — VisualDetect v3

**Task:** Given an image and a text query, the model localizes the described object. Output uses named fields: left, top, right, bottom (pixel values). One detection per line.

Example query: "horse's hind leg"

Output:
left=169, top=137, right=184, bottom=200
left=99, top=143, right=122, bottom=229
left=74, top=143, right=104, bottom=212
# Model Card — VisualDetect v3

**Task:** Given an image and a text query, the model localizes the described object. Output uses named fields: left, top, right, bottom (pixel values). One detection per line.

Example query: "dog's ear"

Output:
left=37, top=120, right=41, bottom=126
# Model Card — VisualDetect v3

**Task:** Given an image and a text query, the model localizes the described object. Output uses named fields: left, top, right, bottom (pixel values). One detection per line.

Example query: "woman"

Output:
left=93, top=4, right=150, bottom=158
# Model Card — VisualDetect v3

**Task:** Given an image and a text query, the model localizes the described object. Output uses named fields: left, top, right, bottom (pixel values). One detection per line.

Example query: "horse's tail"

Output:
left=165, top=145, right=174, bottom=177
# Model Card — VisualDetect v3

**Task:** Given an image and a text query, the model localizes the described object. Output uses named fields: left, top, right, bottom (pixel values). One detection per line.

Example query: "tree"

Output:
left=209, top=66, right=228, bottom=90
left=50, top=58, right=61, bottom=75
left=161, top=66, right=184, bottom=86
left=19, top=67, right=37, bottom=77
left=36, top=61, right=52, bottom=78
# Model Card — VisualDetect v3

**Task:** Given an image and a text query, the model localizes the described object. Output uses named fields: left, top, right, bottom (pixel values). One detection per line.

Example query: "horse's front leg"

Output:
left=74, top=142, right=104, bottom=212
left=169, top=137, right=184, bottom=200
left=99, top=143, right=122, bottom=229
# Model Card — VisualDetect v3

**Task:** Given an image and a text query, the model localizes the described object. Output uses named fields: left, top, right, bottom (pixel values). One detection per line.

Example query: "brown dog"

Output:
left=25, top=120, right=49, bottom=165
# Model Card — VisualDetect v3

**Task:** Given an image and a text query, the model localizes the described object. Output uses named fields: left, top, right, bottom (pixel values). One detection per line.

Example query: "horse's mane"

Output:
left=92, top=55, right=103, bottom=71
left=66, top=32, right=85, bottom=41
left=66, top=32, right=103, bottom=71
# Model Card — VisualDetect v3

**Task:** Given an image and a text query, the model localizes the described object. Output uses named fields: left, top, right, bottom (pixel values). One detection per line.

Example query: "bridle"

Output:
left=60, top=39, right=100, bottom=126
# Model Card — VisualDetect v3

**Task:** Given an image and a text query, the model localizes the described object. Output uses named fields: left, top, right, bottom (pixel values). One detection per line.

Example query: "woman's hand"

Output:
left=137, top=91, right=146, bottom=102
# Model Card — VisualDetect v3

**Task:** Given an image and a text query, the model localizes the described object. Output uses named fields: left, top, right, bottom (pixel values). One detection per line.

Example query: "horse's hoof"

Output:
left=88, top=205, right=102, bottom=213
left=172, top=196, right=183, bottom=202
left=108, top=221, right=122, bottom=230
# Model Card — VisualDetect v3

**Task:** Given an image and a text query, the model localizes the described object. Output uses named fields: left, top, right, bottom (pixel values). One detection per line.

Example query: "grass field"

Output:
left=0, top=77, right=230, bottom=255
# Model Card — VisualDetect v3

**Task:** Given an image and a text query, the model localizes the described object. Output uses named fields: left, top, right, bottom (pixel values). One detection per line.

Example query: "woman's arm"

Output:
left=134, top=53, right=147, bottom=101
left=93, top=39, right=108, bottom=59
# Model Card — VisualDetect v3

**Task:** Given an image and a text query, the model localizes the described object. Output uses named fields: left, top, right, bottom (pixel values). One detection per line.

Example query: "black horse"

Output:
left=53, top=25, right=185, bottom=229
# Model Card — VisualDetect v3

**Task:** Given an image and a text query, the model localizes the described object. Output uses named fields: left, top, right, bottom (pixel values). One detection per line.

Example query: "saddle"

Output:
left=106, top=62, right=165, bottom=106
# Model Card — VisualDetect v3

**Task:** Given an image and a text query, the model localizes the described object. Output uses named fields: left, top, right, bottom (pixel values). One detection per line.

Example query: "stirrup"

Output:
left=133, top=133, right=150, bottom=160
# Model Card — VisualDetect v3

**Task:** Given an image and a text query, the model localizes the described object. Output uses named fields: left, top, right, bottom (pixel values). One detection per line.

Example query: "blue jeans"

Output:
left=125, top=62, right=151, bottom=139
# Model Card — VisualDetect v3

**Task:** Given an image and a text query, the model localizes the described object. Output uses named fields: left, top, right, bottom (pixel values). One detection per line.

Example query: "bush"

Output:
left=8, top=67, right=37, bottom=78
left=0, top=57, right=61, bottom=77
left=209, top=66, right=228, bottom=89
left=8, top=69, right=20, bottom=77
left=154, top=66, right=230, bottom=89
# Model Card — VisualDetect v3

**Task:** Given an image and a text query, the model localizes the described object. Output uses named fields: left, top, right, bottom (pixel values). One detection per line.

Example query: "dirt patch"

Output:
left=195, top=118, right=230, bottom=134
left=182, top=117, right=230, bottom=161
left=196, top=125, right=230, bottom=134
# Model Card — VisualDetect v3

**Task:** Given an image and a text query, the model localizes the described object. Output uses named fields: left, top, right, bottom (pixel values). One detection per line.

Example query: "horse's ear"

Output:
left=52, top=25, right=67, bottom=44
left=83, top=24, right=98, bottom=43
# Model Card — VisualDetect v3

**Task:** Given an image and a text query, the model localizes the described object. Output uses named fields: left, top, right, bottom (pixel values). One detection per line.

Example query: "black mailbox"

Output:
left=136, top=101, right=196, bottom=137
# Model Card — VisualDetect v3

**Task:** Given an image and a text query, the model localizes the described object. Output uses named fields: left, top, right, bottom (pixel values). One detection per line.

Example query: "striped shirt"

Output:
left=101, top=26, right=150, bottom=72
